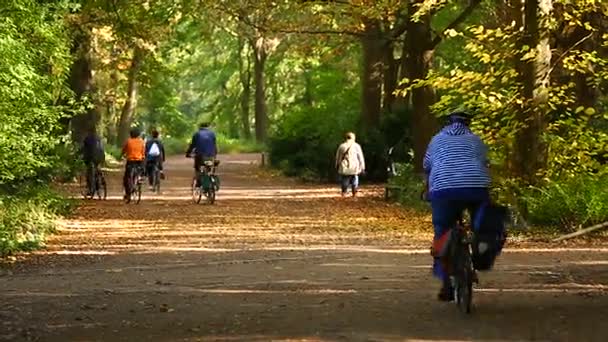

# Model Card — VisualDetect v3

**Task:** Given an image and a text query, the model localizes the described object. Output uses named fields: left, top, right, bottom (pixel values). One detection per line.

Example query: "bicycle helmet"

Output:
left=445, top=109, right=474, bottom=126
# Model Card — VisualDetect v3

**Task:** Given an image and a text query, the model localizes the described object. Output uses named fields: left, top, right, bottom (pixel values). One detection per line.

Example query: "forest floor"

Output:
left=1, top=154, right=607, bottom=342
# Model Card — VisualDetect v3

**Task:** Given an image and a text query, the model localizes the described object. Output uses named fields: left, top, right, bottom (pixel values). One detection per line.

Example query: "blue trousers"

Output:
left=431, top=197, right=487, bottom=282
left=340, top=175, right=359, bottom=194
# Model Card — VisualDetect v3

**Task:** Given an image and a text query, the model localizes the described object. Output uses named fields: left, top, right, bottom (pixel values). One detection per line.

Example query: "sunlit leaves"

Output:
left=0, top=0, right=73, bottom=185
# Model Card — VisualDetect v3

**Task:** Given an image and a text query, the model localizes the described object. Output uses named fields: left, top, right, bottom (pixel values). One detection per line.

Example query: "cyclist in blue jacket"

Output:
left=186, top=122, right=218, bottom=175
left=423, top=110, right=491, bottom=301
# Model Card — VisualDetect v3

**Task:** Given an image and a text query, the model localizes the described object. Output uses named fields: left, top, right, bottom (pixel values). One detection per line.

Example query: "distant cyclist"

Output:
left=81, top=128, right=105, bottom=196
left=122, top=128, right=145, bottom=200
left=186, top=122, right=218, bottom=184
left=423, top=110, right=490, bottom=301
left=145, top=129, right=166, bottom=188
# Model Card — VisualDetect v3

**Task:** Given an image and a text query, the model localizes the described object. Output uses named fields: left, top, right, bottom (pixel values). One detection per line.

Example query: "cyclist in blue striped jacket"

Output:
left=423, top=110, right=491, bottom=301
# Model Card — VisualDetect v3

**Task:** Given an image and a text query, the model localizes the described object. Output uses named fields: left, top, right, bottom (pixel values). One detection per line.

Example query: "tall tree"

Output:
left=117, top=46, right=144, bottom=145
left=68, top=27, right=100, bottom=144
left=401, top=0, right=482, bottom=172
left=512, top=0, right=553, bottom=181
left=238, top=38, right=253, bottom=139
left=252, top=35, right=269, bottom=142
left=360, top=18, right=384, bottom=128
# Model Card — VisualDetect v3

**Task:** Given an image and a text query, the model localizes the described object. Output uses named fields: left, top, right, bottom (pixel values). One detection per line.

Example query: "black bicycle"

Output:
left=148, top=161, right=161, bottom=193
left=448, top=224, right=476, bottom=314
left=192, top=159, right=220, bottom=205
left=80, top=163, right=107, bottom=200
left=125, top=165, right=143, bottom=204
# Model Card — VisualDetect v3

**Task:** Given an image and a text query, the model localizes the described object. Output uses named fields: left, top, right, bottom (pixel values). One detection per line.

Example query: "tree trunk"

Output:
left=513, top=0, right=552, bottom=181
left=360, top=19, right=384, bottom=129
left=252, top=37, right=268, bottom=143
left=303, top=61, right=314, bottom=107
left=383, top=42, right=399, bottom=114
left=238, top=39, right=252, bottom=140
left=68, top=28, right=99, bottom=144
left=573, top=10, right=603, bottom=109
left=117, top=47, right=144, bottom=146
left=404, top=1, right=439, bottom=173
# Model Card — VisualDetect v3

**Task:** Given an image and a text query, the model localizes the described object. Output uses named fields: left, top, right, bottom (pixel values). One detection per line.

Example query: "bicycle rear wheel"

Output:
left=192, top=178, right=202, bottom=204
left=135, top=175, right=142, bottom=204
left=206, top=187, right=216, bottom=205
left=153, top=168, right=161, bottom=193
left=456, top=246, right=474, bottom=314
left=125, top=168, right=137, bottom=204
left=78, top=173, right=88, bottom=199
left=96, top=170, right=107, bottom=200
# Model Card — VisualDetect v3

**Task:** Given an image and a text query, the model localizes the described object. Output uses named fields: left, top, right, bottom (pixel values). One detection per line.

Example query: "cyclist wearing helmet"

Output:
left=122, top=128, right=145, bottom=199
left=186, top=122, right=218, bottom=179
left=423, top=110, right=491, bottom=301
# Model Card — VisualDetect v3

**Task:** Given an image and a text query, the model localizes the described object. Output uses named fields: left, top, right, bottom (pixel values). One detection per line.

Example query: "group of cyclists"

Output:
left=81, top=111, right=505, bottom=305
left=81, top=122, right=217, bottom=200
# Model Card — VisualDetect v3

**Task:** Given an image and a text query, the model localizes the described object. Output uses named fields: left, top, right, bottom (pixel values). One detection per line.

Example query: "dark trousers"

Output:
left=193, top=155, right=214, bottom=170
left=431, top=198, right=487, bottom=282
left=340, top=174, right=359, bottom=194
left=146, top=157, right=163, bottom=185
left=85, top=161, right=99, bottom=193
left=123, top=161, right=144, bottom=195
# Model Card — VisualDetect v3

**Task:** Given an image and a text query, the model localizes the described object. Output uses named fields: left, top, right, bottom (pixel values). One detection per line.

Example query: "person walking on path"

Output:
left=335, top=132, right=365, bottom=197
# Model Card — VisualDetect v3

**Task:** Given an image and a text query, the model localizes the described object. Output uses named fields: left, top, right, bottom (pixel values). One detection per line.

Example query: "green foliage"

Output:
left=216, top=134, right=265, bottom=154
left=421, top=2, right=608, bottom=181
left=0, top=185, right=74, bottom=256
left=162, top=136, right=189, bottom=156
left=270, top=107, right=353, bottom=180
left=387, top=163, right=428, bottom=211
left=269, top=61, right=360, bottom=180
left=521, top=174, right=608, bottom=232
left=105, top=144, right=123, bottom=162
left=0, top=0, right=73, bottom=186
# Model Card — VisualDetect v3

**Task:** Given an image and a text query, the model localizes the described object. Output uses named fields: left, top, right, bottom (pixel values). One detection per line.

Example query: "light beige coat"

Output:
left=335, top=141, right=365, bottom=175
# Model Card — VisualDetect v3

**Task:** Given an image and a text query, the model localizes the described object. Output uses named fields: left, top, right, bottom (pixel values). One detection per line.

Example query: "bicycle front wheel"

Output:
left=192, top=178, right=202, bottom=204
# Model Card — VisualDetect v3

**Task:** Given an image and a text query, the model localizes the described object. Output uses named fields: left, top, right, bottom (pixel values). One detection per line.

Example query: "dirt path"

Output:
left=1, top=154, right=607, bottom=341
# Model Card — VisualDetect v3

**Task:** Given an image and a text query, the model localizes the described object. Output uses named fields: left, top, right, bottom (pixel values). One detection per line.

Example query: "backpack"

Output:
left=148, top=142, right=161, bottom=157
left=471, top=204, right=509, bottom=270
left=339, top=145, right=358, bottom=175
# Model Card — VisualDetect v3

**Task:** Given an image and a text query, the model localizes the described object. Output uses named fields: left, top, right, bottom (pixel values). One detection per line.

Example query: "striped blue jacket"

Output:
left=423, top=122, right=490, bottom=197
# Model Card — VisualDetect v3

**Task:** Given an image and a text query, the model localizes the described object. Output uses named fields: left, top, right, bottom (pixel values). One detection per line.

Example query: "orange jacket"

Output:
left=123, top=137, right=145, bottom=161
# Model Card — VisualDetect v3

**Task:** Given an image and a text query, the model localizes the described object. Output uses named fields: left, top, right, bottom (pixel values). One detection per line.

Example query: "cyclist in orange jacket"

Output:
left=122, top=128, right=145, bottom=199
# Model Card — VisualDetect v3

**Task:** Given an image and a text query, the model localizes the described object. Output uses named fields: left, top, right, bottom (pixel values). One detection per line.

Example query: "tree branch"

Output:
left=553, top=221, right=608, bottom=242
left=545, top=32, right=594, bottom=82
left=211, top=0, right=364, bottom=38
left=431, top=0, right=482, bottom=48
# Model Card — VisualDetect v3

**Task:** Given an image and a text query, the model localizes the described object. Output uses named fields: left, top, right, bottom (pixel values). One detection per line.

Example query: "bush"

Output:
left=269, top=108, right=411, bottom=182
left=0, top=185, right=74, bottom=256
left=216, top=134, right=264, bottom=154
left=521, top=174, right=608, bottom=232
left=105, top=144, right=123, bottom=162
left=48, top=142, right=85, bottom=182
left=269, top=106, right=357, bottom=181
left=387, top=163, right=428, bottom=211
left=162, top=136, right=189, bottom=156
